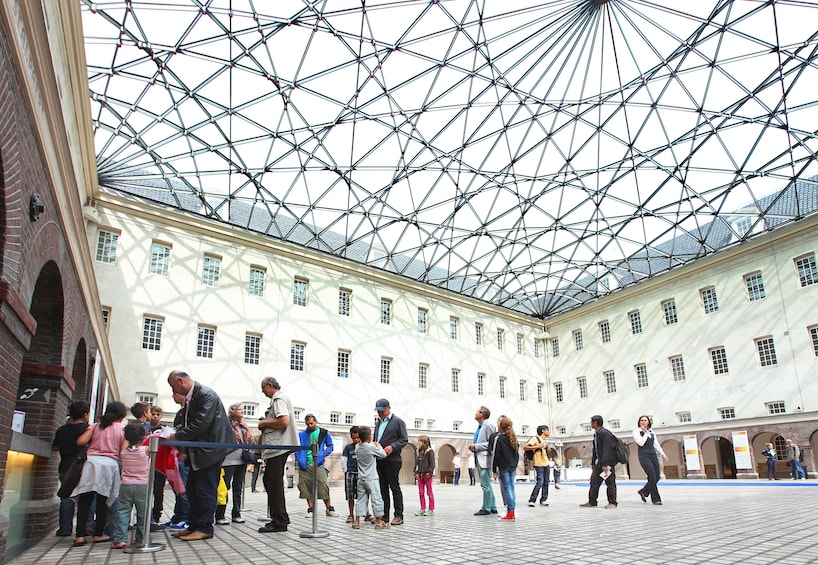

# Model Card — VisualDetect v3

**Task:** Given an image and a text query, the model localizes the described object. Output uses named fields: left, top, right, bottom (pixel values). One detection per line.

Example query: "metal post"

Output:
left=300, top=443, right=328, bottom=538
left=125, top=435, right=166, bottom=553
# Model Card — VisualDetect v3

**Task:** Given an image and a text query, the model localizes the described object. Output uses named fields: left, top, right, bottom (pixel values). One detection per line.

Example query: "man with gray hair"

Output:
left=257, top=377, right=299, bottom=533
left=468, top=406, right=498, bottom=515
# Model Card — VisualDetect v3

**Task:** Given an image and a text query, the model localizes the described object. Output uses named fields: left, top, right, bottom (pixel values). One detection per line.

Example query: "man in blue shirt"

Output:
left=468, top=406, right=498, bottom=515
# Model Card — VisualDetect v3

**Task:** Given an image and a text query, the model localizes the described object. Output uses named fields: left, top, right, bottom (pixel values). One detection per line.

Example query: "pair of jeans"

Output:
left=416, top=474, right=435, bottom=510
left=186, top=462, right=222, bottom=535
left=790, top=459, right=805, bottom=479
left=222, top=464, right=247, bottom=518
left=475, top=459, right=496, bottom=511
left=114, top=483, right=148, bottom=543
left=171, top=461, right=190, bottom=523
left=528, top=465, right=550, bottom=503
left=57, top=496, right=75, bottom=535
left=497, top=467, right=516, bottom=511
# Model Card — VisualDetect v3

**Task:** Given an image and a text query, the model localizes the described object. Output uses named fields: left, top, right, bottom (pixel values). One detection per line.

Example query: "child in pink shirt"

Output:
left=111, top=423, right=150, bottom=549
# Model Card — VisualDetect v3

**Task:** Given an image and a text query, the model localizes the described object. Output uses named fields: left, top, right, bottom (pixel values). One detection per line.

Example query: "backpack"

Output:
left=613, top=434, right=630, bottom=465
left=524, top=436, right=541, bottom=461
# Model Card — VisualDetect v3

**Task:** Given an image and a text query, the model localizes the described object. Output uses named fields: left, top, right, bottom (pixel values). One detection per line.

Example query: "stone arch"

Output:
left=400, top=443, right=416, bottom=484
left=564, top=446, right=581, bottom=467
left=700, top=435, right=736, bottom=479
left=25, top=260, right=64, bottom=366
left=436, top=443, right=456, bottom=483
left=70, top=339, right=88, bottom=402
left=660, top=439, right=684, bottom=479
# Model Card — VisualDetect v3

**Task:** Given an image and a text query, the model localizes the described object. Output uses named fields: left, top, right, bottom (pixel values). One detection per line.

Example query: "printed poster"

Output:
left=683, top=435, right=701, bottom=471
left=732, top=430, right=752, bottom=469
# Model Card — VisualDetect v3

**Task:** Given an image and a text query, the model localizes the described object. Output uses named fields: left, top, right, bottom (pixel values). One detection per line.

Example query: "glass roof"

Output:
left=82, top=0, right=818, bottom=318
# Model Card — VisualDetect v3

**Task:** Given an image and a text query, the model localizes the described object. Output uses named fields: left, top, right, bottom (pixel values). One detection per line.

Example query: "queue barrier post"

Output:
left=300, top=442, right=329, bottom=538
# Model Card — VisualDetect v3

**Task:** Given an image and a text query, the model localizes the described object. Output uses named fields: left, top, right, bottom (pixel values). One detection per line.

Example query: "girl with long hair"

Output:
left=414, top=435, right=436, bottom=516
left=492, top=416, right=519, bottom=521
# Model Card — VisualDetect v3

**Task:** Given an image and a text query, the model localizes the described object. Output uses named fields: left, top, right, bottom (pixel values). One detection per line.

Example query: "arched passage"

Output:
left=400, top=444, right=416, bottom=484
left=700, top=436, right=737, bottom=479
left=436, top=443, right=455, bottom=483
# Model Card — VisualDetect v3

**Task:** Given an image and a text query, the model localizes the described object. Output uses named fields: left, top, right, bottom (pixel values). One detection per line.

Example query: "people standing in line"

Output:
left=469, top=406, right=498, bottom=516
left=762, top=442, right=778, bottom=480
left=130, top=402, right=152, bottom=433
left=453, top=452, right=462, bottom=485
left=633, top=415, right=668, bottom=505
left=553, top=457, right=562, bottom=489
left=786, top=439, right=805, bottom=480
left=467, top=452, right=476, bottom=485
left=164, top=392, right=190, bottom=531
left=353, top=425, right=389, bottom=530
left=492, top=416, right=520, bottom=521
left=257, top=376, right=299, bottom=534
left=296, top=414, right=338, bottom=517
left=341, top=425, right=362, bottom=523
left=111, top=423, right=150, bottom=549
left=525, top=425, right=551, bottom=507
left=215, top=403, right=253, bottom=525
left=580, top=414, right=617, bottom=509
left=52, top=400, right=90, bottom=537
left=374, top=398, right=409, bottom=525
left=72, top=401, right=128, bottom=546
left=166, top=369, right=235, bottom=542
left=414, top=435, right=436, bottom=516
left=148, top=405, right=167, bottom=531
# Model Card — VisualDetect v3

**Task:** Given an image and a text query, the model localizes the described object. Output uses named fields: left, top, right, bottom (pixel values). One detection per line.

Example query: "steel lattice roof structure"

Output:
left=82, top=0, right=818, bottom=318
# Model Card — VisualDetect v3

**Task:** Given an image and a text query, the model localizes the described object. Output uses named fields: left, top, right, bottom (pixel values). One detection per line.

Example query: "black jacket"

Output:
left=491, top=434, right=519, bottom=471
left=174, top=382, right=236, bottom=471
left=374, top=414, right=408, bottom=463
left=592, top=426, right=617, bottom=468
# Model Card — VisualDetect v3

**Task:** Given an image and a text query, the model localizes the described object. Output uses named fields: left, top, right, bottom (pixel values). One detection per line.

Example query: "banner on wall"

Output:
left=732, top=430, right=753, bottom=469
left=683, top=435, right=701, bottom=471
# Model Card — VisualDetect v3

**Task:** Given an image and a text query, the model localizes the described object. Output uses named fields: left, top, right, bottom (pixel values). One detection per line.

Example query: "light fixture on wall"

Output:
left=29, top=193, right=44, bottom=221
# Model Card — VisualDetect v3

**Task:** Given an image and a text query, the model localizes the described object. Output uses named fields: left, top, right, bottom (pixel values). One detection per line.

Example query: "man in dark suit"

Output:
left=373, top=398, right=408, bottom=525
left=580, top=414, right=618, bottom=508
left=167, top=370, right=235, bottom=541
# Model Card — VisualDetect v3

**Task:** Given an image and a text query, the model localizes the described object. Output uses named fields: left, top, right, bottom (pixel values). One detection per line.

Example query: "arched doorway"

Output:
left=400, top=444, right=416, bottom=484
left=700, top=436, right=737, bottom=479
left=752, top=432, right=786, bottom=479
left=564, top=447, right=581, bottom=468
left=436, top=444, right=455, bottom=484
left=661, top=439, right=683, bottom=479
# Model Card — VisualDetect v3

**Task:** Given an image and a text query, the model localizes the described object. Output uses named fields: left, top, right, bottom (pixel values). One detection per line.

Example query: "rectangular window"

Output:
left=573, top=329, right=584, bottom=351
left=577, top=376, right=588, bottom=399
left=670, top=355, right=686, bottom=382
left=149, top=242, right=171, bottom=276
left=537, top=383, right=544, bottom=404
left=418, top=364, right=428, bottom=389
left=243, top=404, right=257, bottom=418
left=95, top=230, right=119, bottom=264
left=381, top=300, right=392, bottom=325
left=700, top=287, right=719, bottom=314
left=338, top=288, right=351, bottom=316
left=496, top=329, right=504, bottom=350
left=248, top=267, right=266, bottom=297
left=453, top=421, right=462, bottom=432
left=676, top=411, right=691, bottom=424
left=451, top=369, right=460, bottom=393
left=450, top=317, right=458, bottom=340
left=719, top=407, right=736, bottom=420
left=136, top=392, right=157, bottom=405
left=290, top=342, right=305, bottom=371
left=380, top=358, right=391, bottom=384
left=475, top=323, right=483, bottom=345
left=554, top=382, right=563, bottom=403
left=534, top=339, right=541, bottom=358
left=635, top=364, right=649, bottom=388
left=196, top=326, right=215, bottom=358
left=499, top=376, right=506, bottom=399
left=338, top=350, right=350, bottom=378
left=629, top=311, right=642, bottom=335
left=426, top=419, right=435, bottom=431
left=345, top=413, right=355, bottom=425
left=142, top=316, right=163, bottom=350
left=710, top=347, right=729, bottom=375
left=519, top=379, right=527, bottom=401
left=551, top=338, right=560, bottom=357
left=581, top=423, right=592, bottom=433
left=556, top=426, right=567, bottom=436
left=599, top=321, right=611, bottom=343
left=293, top=278, right=308, bottom=306
left=604, top=370, right=617, bottom=394
left=202, top=255, right=221, bottom=287
left=766, top=401, right=786, bottom=415
left=244, top=334, right=261, bottom=365
left=414, top=419, right=423, bottom=429
left=517, top=333, right=524, bottom=355
left=744, top=272, right=765, bottom=301
left=810, top=326, right=818, bottom=357
left=418, top=308, right=428, bottom=334
left=755, top=336, right=778, bottom=367
left=795, top=254, right=818, bottom=287
left=609, top=420, right=621, bottom=430
left=477, top=373, right=485, bottom=396
left=101, top=307, right=111, bottom=332
left=294, top=408, right=303, bottom=422
left=330, top=412, right=340, bottom=424
left=662, top=299, right=678, bottom=325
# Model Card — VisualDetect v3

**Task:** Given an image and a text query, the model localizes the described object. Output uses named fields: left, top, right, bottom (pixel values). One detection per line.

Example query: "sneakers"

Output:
left=528, top=502, right=535, bottom=507
left=305, top=507, right=313, bottom=518
left=168, top=521, right=189, bottom=531
left=539, top=501, right=549, bottom=506
left=426, top=510, right=434, bottom=516
left=215, top=518, right=230, bottom=525
left=499, top=510, right=515, bottom=521
left=414, top=510, right=427, bottom=516
left=326, top=506, right=337, bottom=517
left=579, top=502, right=597, bottom=507
left=232, top=516, right=245, bottom=523
left=604, top=503, right=617, bottom=509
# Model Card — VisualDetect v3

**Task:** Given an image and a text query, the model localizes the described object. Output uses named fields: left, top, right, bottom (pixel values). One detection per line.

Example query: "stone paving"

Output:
left=14, top=479, right=818, bottom=565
